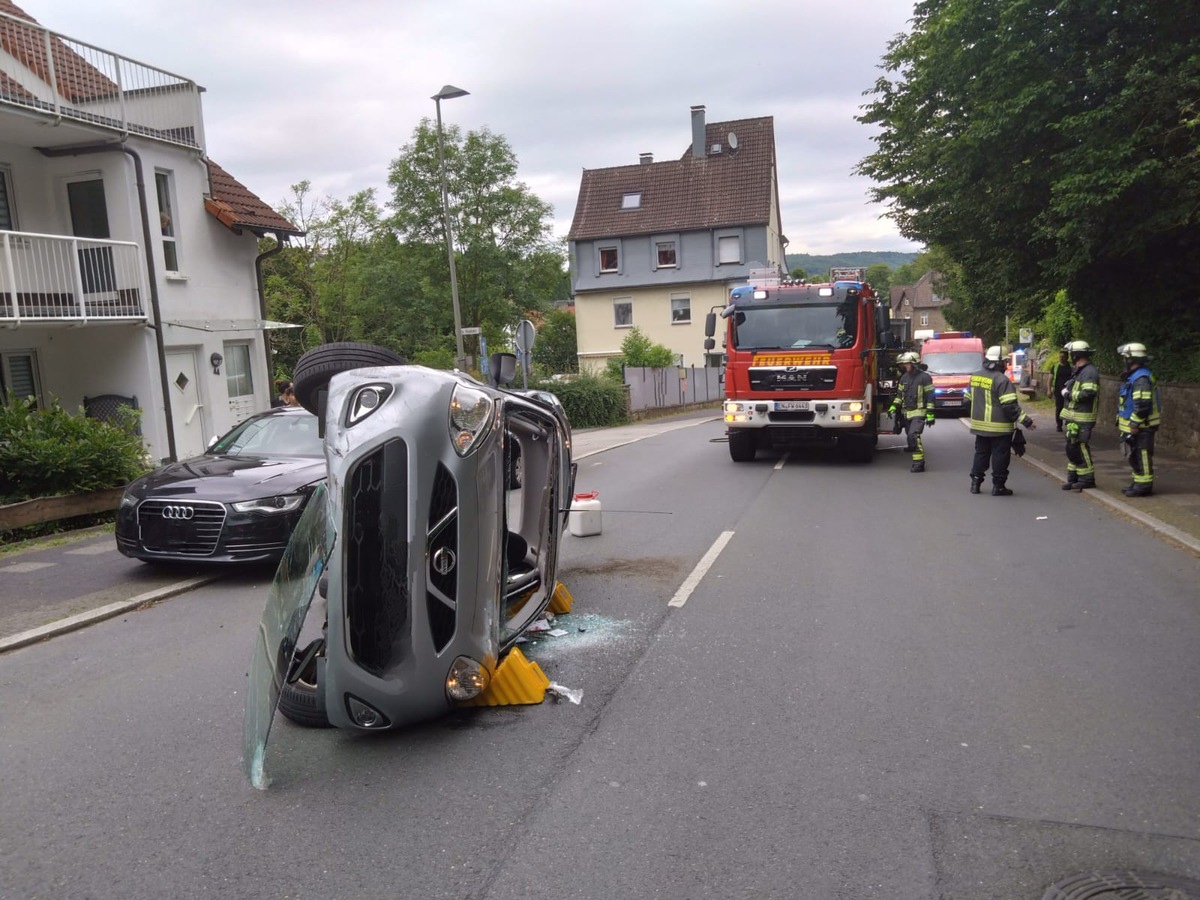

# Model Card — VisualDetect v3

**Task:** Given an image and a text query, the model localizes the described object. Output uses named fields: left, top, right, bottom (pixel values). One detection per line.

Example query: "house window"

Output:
left=155, top=171, right=179, bottom=272
left=621, top=192, right=642, bottom=210
left=656, top=240, right=677, bottom=268
left=0, top=349, right=42, bottom=407
left=599, top=246, right=620, bottom=273
left=0, top=165, right=16, bottom=230
left=613, top=298, right=633, bottom=328
left=920, top=314, right=929, bottom=326
left=223, top=342, right=254, bottom=398
left=717, top=234, right=741, bottom=265
left=670, top=293, right=691, bottom=324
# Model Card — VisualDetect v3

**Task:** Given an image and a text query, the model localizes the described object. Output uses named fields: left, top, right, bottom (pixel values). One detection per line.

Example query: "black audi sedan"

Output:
left=116, top=407, right=325, bottom=565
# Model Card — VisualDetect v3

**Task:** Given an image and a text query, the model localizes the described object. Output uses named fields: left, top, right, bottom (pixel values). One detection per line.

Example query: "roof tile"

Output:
left=206, top=161, right=302, bottom=237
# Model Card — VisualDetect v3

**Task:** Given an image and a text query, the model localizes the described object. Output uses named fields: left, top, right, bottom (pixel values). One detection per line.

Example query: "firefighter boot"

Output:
left=1069, top=477, right=1096, bottom=491
left=970, top=476, right=983, bottom=494
left=1061, top=473, right=1078, bottom=491
left=992, top=482, right=1014, bottom=496
left=910, top=461, right=925, bottom=473
left=1123, top=484, right=1153, bottom=497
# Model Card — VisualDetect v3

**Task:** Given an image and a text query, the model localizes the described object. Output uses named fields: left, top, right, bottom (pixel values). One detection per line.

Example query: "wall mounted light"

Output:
left=210, top=352, right=223, bottom=375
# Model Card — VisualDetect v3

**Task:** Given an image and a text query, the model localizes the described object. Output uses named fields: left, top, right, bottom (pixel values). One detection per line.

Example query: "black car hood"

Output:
left=131, top=454, right=326, bottom=502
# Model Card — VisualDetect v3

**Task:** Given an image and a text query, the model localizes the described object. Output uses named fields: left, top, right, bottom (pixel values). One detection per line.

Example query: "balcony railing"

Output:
left=0, top=10, right=204, bottom=151
left=1, top=231, right=148, bottom=324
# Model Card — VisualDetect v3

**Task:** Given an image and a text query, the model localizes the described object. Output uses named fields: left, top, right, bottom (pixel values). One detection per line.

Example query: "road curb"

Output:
left=0, top=574, right=220, bottom=654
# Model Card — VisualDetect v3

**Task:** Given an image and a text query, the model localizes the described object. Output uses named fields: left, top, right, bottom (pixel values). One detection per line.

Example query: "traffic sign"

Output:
left=515, top=319, right=536, bottom=353
left=461, top=326, right=482, bottom=336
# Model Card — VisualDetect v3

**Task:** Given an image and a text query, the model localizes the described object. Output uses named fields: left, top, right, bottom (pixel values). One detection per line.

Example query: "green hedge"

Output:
left=0, top=398, right=151, bottom=504
left=528, top=373, right=629, bottom=428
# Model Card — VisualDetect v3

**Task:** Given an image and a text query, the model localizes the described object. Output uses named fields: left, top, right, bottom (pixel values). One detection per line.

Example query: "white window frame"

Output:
left=0, top=348, right=43, bottom=406
left=155, top=169, right=180, bottom=273
left=598, top=244, right=620, bottom=275
left=621, top=192, right=642, bottom=210
left=0, top=164, right=18, bottom=231
left=613, top=297, right=633, bottom=328
left=670, top=292, right=691, bottom=324
left=919, top=314, right=929, bottom=327
left=715, top=230, right=743, bottom=266
left=223, top=341, right=255, bottom=398
left=654, top=238, right=678, bottom=270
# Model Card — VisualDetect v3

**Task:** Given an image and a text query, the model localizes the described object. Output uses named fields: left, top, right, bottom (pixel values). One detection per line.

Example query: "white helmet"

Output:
left=1118, top=342, right=1148, bottom=359
left=1064, top=340, right=1091, bottom=356
left=897, top=351, right=920, bottom=365
left=984, top=345, right=1004, bottom=369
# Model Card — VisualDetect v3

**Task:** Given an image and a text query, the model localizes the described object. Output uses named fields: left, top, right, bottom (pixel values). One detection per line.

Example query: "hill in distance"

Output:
left=785, top=251, right=918, bottom=273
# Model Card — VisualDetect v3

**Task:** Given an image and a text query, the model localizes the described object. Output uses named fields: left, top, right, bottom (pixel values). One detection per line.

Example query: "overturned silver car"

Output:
left=244, top=343, right=574, bottom=784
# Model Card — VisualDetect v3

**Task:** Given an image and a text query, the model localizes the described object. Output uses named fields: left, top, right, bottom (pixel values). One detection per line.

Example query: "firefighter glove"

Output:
left=926, top=413, right=935, bottom=427
left=1061, top=387, right=1070, bottom=398
left=1065, top=421, right=1080, bottom=441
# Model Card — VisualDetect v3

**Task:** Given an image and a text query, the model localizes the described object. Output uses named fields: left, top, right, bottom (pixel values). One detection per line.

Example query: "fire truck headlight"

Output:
left=724, top=402, right=744, bottom=413
left=840, top=402, right=864, bottom=412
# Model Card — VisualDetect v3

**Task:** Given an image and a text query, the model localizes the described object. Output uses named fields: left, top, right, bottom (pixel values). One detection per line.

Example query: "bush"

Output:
left=528, top=373, right=628, bottom=428
left=0, top=398, right=150, bottom=503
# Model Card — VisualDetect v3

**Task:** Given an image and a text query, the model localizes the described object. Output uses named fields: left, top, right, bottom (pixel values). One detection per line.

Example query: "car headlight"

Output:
left=448, top=384, right=494, bottom=456
left=232, top=493, right=306, bottom=514
left=446, top=656, right=490, bottom=701
left=119, top=490, right=139, bottom=509
left=347, top=382, right=393, bottom=426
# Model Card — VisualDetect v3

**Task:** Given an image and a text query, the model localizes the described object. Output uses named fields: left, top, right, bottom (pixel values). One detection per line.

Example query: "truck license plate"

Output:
left=942, top=400, right=963, bottom=407
left=776, top=401, right=810, bottom=411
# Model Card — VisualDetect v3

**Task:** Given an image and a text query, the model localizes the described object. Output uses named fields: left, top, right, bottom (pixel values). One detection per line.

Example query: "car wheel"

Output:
left=728, top=429, right=757, bottom=462
left=292, top=342, right=407, bottom=416
left=278, top=639, right=332, bottom=728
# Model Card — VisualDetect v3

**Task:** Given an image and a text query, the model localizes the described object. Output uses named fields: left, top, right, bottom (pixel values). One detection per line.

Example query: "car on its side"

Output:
left=115, top=407, right=325, bottom=565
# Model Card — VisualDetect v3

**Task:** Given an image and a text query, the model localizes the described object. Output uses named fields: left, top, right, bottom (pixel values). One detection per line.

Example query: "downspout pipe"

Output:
left=254, top=233, right=287, bottom=392
left=38, top=141, right=178, bottom=462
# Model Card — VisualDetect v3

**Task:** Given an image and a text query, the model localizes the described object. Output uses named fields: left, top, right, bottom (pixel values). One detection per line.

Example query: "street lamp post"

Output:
left=433, top=84, right=469, bottom=370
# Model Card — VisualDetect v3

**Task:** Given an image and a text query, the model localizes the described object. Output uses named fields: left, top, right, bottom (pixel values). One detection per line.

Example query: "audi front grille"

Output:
left=344, top=440, right=409, bottom=677
left=137, top=500, right=226, bottom=555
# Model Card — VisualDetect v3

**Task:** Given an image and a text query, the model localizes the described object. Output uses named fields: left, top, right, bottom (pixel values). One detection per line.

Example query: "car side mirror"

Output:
left=489, top=352, right=518, bottom=387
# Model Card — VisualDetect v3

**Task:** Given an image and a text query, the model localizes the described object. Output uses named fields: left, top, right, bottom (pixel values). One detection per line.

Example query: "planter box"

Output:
left=0, top=487, right=124, bottom=531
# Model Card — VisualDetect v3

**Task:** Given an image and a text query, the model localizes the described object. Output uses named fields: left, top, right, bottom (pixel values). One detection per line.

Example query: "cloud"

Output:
left=22, top=0, right=922, bottom=254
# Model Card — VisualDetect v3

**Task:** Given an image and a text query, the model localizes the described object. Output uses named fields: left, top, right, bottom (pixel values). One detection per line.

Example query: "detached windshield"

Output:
left=731, top=302, right=858, bottom=350
left=923, top=351, right=983, bottom=375
left=210, top=412, right=323, bottom=458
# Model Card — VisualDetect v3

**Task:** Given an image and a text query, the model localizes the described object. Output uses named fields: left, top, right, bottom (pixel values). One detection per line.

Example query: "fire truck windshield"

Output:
left=731, top=303, right=858, bottom=351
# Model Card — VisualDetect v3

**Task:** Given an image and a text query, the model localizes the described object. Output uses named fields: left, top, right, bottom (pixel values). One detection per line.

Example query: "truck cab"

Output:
left=919, top=332, right=983, bottom=415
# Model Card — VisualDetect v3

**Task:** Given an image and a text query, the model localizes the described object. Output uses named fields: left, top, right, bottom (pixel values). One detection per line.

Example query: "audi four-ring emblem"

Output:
left=160, top=505, right=195, bottom=520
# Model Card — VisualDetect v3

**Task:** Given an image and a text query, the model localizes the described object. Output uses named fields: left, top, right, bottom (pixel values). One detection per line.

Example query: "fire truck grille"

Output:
left=749, top=367, right=837, bottom=392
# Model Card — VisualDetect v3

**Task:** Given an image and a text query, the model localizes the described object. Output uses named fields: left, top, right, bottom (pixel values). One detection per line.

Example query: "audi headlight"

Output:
left=232, top=494, right=306, bottom=514
left=119, top=489, right=139, bottom=509
left=448, top=384, right=494, bottom=456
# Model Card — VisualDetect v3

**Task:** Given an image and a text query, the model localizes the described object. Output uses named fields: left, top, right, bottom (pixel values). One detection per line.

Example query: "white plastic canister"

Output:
left=568, top=491, right=602, bottom=537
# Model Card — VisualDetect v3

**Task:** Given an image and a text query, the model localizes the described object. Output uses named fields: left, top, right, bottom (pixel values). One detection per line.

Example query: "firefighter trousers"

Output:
left=904, top=415, right=926, bottom=462
left=1128, top=430, right=1155, bottom=488
left=971, top=434, right=1012, bottom=485
left=1065, top=422, right=1095, bottom=482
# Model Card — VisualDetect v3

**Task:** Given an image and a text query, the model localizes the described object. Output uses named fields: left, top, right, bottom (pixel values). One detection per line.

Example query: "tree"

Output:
left=856, top=0, right=1200, bottom=379
left=533, top=308, right=579, bottom=375
left=604, top=327, right=677, bottom=380
left=864, top=262, right=892, bottom=298
left=386, top=121, right=567, bottom=341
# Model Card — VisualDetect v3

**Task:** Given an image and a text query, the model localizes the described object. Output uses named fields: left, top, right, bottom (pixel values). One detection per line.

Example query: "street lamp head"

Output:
left=433, top=84, right=469, bottom=102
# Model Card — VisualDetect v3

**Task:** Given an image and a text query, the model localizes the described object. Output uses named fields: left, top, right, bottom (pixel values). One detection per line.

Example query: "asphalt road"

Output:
left=2, top=416, right=1199, bottom=900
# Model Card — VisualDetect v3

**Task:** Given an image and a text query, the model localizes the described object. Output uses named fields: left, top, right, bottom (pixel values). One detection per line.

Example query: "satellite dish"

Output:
left=728, top=132, right=739, bottom=150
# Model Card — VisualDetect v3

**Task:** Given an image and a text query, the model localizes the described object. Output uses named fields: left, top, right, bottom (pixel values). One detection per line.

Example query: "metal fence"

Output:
left=0, top=10, right=205, bottom=150
left=623, top=366, right=723, bottom=412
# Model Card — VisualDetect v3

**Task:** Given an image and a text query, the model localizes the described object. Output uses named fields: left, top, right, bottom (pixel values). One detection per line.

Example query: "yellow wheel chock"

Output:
left=547, top=582, right=574, bottom=615
left=461, top=647, right=549, bottom=706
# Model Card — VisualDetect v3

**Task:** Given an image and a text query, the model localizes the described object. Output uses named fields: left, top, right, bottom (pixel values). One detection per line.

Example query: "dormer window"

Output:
left=621, top=192, right=642, bottom=210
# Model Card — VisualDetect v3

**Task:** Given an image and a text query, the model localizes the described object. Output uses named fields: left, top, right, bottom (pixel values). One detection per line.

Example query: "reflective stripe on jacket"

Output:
left=1061, top=361, right=1100, bottom=424
left=967, top=369, right=1025, bottom=435
left=897, top=369, right=933, bottom=414
left=1118, top=366, right=1162, bottom=432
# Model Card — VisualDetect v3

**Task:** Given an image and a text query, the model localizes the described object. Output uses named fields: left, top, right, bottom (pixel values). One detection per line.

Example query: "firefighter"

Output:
left=1116, top=342, right=1161, bottom=497
left=888, top=351, right=935, bottom=472
left=1050, top=349, right=1071, bottom=431
left=1060, top=339, right=1100, bottom=490
left=967, top=345, right=1035, bottom=495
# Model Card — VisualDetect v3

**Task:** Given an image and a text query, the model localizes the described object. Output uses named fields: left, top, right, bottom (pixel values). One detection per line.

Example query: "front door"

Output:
left=165, top=349, right=207, bottom=459
left=67, top=178, right=116, bottom=297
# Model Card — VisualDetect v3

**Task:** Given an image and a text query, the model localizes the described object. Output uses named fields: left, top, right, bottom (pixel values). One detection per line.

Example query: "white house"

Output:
left=0, top=1, right=302, bottom=463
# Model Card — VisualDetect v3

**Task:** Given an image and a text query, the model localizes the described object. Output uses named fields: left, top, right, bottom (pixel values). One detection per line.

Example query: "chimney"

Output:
left=639, top=152, right=653, bottom=165
left=690, top=105, right=706, bottom=159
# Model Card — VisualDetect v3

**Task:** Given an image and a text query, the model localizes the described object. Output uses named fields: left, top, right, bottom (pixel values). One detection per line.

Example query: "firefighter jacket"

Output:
left=1117, top=366, right=1162, bottom=433
left=1061, top=361, right=1100, bottom=424
left=967, top=368, right=1030, bottom=436
left=895, top=368, right=933, bottom=415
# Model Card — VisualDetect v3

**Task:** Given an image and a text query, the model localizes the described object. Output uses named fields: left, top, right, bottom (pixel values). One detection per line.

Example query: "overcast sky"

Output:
left=24, top=0, right=922, bottom=254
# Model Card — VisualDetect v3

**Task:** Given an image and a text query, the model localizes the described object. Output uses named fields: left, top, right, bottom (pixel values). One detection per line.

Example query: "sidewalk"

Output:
left=1011, top=406, right=1200, bottom=554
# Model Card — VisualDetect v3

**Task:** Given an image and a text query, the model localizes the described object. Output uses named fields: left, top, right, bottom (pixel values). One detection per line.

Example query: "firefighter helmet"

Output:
left=1118, top=342, right=1149, bottom=359
left=897, top=351, right=920, bottom=366
left=984, top=345, right=1004, bottom=370
left=1064, top=340, right=1091, bottom=357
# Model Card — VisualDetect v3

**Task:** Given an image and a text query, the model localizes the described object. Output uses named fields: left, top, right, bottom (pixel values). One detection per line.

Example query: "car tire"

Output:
left=292, top=342, right=407, bottom=416
left=277, top=642, right=332, bottom=728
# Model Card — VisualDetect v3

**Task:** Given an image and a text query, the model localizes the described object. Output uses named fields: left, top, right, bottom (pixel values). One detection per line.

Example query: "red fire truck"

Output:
left=704, top=271, right=898, bottom=462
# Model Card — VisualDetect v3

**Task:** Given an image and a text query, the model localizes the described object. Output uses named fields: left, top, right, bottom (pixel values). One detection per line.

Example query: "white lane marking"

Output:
left=2, top=561, right=55, bottom=573
left=65, top=543, right=115, bottom=556
left=668, top=530, right=735, bottom=608
left=774, top=452, right=790, bottom=471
